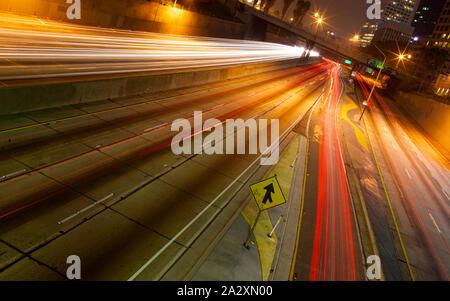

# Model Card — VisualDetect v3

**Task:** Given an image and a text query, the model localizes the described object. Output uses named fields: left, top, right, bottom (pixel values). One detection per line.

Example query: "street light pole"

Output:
left=358, top=102, right=368, bottom=123
left=359, top=43, right=386, bottom=122
left=307, top=15, right=322, bottom=59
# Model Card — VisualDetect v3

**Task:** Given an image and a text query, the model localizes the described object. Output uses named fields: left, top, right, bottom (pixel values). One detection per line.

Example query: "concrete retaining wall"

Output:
left=395, top=91, right=450, bottom=154
left=0, top=58, right=322, bottom=115
left=0, top=0, right=245, bottom=39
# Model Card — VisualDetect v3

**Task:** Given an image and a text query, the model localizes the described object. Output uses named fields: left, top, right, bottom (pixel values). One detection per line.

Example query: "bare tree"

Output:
left=292, top=0, right=303, bottom=23
left=293, top=0, right=310, bottom=25
left=264, top=0, right=276, bottom=13
left=281, top=0, right=295, bottom=20
left=259, top=0, right=267, bottom=10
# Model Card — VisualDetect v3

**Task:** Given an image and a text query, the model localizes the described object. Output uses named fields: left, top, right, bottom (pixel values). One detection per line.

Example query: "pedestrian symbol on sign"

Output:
left=262, top=183, right=274, bottom=204
left=244, top=175, right=287, bottom=248
left=250, top=175, right=286, bottom=211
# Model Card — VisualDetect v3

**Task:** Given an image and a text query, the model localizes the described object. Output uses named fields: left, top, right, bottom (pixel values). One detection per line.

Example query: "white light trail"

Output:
left=0, top=13, right=318, bottom=81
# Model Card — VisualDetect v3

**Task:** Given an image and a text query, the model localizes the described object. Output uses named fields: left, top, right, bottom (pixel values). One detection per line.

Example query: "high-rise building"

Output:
left=412, top=0, right=446, bottom=37
left=429, top=0, right=450, bottom=50
left=430, top=0, right=450, bottom=94
left=382, top=0, right=420, bottom=25
left=359, top=20, right=378, bottom=47
left=359, top=0, right=420, bottom=46
left=373, top=20, right=414, bottom=44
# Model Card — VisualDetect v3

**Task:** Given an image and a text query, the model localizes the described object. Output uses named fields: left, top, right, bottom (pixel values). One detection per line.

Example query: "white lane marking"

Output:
left=443, top=188, right=449, bottom=201
left=127, top=91, right=325, bottom=281
left=144, top=123, right=167, bottom=133
left=57, top=193, right=114, bottom=225
left=0, top=168, right=27, bottom=180
left=405, top=168, right=412, bottom=179
left=428, top=213, right=442, bottom=233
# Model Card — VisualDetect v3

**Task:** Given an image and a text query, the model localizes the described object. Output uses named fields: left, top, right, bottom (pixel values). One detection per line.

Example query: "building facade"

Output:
left=373, top=19, right=415, bottom=43
left=359, top=0, right=420, bottom=46
left=382, top=0, right=420, bottom=24
left=413, top=0, right=446, bottom=38
left=360, top=20, right=378, bottom=47
left=430, top=0, right=450, bottom=94
left=429, top=0, right=450, bottom=50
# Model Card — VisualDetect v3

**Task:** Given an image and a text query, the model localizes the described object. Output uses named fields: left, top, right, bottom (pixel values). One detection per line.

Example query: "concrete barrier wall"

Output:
left=0, top=0, right=245, bottom=39
left=0, top=58, right=322, bottom=115
left=396, top=91, right=450, bottom=154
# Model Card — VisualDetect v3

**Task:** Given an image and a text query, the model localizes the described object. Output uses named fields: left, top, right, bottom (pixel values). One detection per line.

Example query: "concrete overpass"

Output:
left=220, top=0, right=370, bottom=65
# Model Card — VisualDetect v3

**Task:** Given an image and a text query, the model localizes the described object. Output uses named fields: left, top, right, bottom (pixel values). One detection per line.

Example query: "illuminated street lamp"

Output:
left=305, top=12, right=324, bottom=58
left=313, top=12, right=323, bottom=31
left=358, top=101, right=369, bottom=122
left=349, top=34, right=360, bottom=42
left=396, top=52, right=412, bottom=68
left=313, top=13, right=323, bottom=34
left=359, top=43, right=386, bottom=122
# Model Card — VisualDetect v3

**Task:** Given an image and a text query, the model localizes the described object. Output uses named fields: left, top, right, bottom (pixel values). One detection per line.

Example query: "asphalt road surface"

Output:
left=291, top=63, right=365, bottom=281
left=355, top=74, right=449, bottom=281
left=0, top=60, right=331, bottom=280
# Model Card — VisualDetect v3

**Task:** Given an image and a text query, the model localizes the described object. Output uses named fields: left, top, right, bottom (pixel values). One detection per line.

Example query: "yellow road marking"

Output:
left=362, top=113, right=415, bottom=281
left=241, top=208, right=276, bottom=281
left=242, top=136, right=299, bottom=281
left=341, top=100, right=368, bottom=151
left=288, top=88, right=324, bottom=280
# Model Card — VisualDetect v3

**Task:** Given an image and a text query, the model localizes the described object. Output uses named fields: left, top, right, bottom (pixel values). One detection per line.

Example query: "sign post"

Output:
left=244, top=210, right=262, bottom=249
left=244, top=175, right=287, bottom=248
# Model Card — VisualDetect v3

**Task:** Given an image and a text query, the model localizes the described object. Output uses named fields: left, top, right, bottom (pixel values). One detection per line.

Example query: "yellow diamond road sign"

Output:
left=250, top=175, right=286, bottom=211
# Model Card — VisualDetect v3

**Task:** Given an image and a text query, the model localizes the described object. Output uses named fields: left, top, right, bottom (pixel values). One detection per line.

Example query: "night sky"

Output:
left=273, top=0, right=369, bottom=38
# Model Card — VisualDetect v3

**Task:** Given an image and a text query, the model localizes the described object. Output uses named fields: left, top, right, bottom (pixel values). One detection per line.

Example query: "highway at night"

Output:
left=0, top=24, right=330, bottom=277
left=0, top=0, right=449, bottom=288
left=0, top=13, right=315, bottom=86
left=291, top=64, right=364, bottom=281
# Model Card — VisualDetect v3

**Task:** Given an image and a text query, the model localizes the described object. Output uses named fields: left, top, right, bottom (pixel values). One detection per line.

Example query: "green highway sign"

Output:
left=367, top=58, right=384, bottom=69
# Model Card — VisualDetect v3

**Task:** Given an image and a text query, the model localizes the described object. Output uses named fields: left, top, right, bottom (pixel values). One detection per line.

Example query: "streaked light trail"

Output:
left=0, top=13, right=318, bottom=82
